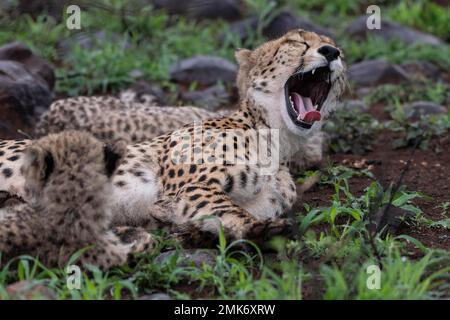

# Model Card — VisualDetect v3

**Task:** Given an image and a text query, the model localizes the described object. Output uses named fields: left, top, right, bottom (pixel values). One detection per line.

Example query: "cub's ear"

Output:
left=103, top=140, right=127, bottom=177
left=234, top=49, right=253, bottom=67
left=23, top=146, right=54, bottom=183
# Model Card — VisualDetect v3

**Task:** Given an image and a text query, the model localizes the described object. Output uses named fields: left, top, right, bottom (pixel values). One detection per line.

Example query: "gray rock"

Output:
left=0, top=60, right=53, bottom=120
left=181, top=85, right=230, bottom=111
left=338, top=99, right=369, bottom=112
left=346, top=16, right=443, bottom=46
left=263, top=11, right=335, bottom=40
left=153, top=0, right=242, bottom=21
left=355, top=87, right=372, bottom=98
left=221, top=16, right=259, bottom=42
left=155, top=249, right=217, bottom=268
left=400, top=60, right=441, bottom=80
left=404, top=101, right=447, bottom=119
left=120, top=80, right=167, bottom=106
left=170, top=55, right=237, bottom=86
left=0, top=41, right=55, bottom=90
left=138, top=293, right=172, bottom=300
left=348, top=59, right=409, bottom=86
left=17, top=0, right=86, bottom=22
left=5, top=280, right=56, bottom=300
left=58, top=31, right=129, bottom=58
left=220, top=12, right=334, bottom=43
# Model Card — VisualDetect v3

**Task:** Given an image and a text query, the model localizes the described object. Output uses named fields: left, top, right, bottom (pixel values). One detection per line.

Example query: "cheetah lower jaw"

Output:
left=290, top=92, right=321, bottom=123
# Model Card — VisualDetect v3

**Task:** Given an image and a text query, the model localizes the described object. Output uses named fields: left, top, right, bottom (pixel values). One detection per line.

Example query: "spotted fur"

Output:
left=0, top=131, right=155, bottom=269
left=0, top=30, right=347, bottom=245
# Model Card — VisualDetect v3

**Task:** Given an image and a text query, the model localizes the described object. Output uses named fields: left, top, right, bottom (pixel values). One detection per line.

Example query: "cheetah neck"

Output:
left=232, top=95, right=315, bottom=162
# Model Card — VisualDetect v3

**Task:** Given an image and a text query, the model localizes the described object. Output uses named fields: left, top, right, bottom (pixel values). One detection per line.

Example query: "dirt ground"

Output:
left=301, top=103, right=450, bottom=253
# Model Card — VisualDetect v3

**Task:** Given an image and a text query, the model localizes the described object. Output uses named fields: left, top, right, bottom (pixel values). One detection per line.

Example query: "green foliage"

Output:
left=322, top=250, right=450, bottom=300
left=0, top=15, right=69, bottom=61
left=388, top=105, right=450, bottom=151
left=366, top=82, right=449, bottom=107
left=284, top=0, right=369, bottom=28
left=343, top=36, right=450, bottom=70
left=324, top=110, right=381, bottom=154
left=387, top=0, right=450, bottom=40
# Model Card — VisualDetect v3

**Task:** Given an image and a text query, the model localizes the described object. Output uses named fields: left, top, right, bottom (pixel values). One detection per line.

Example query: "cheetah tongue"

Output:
left=290, top=92, right=321, bottom=123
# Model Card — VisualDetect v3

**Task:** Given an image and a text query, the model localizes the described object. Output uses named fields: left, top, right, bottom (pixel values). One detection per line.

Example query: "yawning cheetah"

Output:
left=0, top=131, right=155, bottom=268
left=0, top=30, right=346, bottom=244
left=33, top=41, right=328, bottom=173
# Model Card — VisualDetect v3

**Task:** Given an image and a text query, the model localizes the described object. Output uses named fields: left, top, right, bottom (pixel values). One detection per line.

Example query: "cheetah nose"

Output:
left=318, top=45, right=340, bottom=63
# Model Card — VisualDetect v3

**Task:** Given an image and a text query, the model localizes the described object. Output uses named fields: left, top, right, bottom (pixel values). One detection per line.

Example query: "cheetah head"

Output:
left=21, top=131, right=126, bottom=209
left=236, top=29, right=347, bottom=135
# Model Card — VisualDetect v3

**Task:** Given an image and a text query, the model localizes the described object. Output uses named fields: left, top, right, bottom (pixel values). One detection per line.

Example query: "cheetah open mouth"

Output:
left=285, top=66, right=332, bottom=129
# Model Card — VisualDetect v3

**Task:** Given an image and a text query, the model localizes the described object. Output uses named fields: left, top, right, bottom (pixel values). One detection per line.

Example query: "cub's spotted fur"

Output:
left=0, top=30, right=346, bottom=245
left=0, top=131, right=155, bottom=268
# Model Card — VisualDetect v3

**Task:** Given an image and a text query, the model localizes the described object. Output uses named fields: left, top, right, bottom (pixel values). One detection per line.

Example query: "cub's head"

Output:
left=236, top=29, right=347, bottom=135
left=21, top=131, right=126, bottom=207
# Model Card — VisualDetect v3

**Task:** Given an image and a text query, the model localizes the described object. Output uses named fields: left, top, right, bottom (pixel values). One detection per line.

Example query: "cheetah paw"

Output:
left=113, top=226, right=157, bottom=253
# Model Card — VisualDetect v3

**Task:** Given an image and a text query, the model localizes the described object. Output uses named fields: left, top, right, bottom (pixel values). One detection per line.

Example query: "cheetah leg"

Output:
left=0, top=212, right=34, bottom=264
left=150, top=183, right=294, bottom=246
left=113, top=226, right=158, bottom=253
left=78, top=229, right=156, bottom=270
left=242, top=167, right=297, bottom=220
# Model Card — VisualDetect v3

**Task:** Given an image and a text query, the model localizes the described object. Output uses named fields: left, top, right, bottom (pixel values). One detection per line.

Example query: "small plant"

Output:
left=322, top=249, right=450, bottom=300
left=323, top=110, right=381, bottom=154
left=343, top=36, right=450, bottom=71
left=366, top=82, right=449, bottom=107
left=388, top=106, right=450, bottom=152
left=387, top=0, right=450, bottom=41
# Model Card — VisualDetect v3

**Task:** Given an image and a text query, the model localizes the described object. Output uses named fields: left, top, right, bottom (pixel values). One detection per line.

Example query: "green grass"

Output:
left=324, top=110, right=381, bottom=154
left=387, top=0, right=450, bottom=41
left=342, top=36, right=450, bottom=70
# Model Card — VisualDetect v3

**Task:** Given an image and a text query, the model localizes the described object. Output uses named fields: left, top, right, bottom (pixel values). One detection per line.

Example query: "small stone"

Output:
left=57, top=31, right=129, bottom=58
left=263, top=11, right=335, bottom=40
left=138, top=293, right=172, bottom=300
left=119, top=80, right=167, bottom=106
left=5, top=281, right=56, bottom=300
left=355, top=87, right=372, bottom=98
left=0, top=60, right=53, bottom=134
left=220, top=17, right=259, bottom=42
left=180, top=85, right=230, bottom=111
left=0, top=41, right=55, bottom=90
left=400, top=60, right=442, bottom=79
left=16, top=0, right=85, bottom=22
left=346, top=16, right=444, bottom=46
left=348, top=59, right=409, bottom=86
left=404, top=101, right=447, bottom=119
left=155, top=249, right=217, bottom=268
left=153, top=0, right=242, bottom=21
left=338, top=99, right=369, bottom=112
left=170, top=56, right=237, bottom=86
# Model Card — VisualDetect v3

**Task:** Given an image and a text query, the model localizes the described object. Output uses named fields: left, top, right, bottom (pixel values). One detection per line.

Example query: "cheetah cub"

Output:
left=0, top=131, right=155, bottom=269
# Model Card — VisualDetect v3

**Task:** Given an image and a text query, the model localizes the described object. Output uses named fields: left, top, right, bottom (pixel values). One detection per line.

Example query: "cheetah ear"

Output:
left=103, top=140, right=127, bottom=178
left=235, top=49, right=253, bottom=68
left=25, top=147, right=55, bottom=183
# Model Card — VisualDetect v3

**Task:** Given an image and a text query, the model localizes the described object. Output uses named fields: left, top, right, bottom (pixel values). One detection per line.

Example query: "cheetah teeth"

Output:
left=312, top=69, right=316, bottom=75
